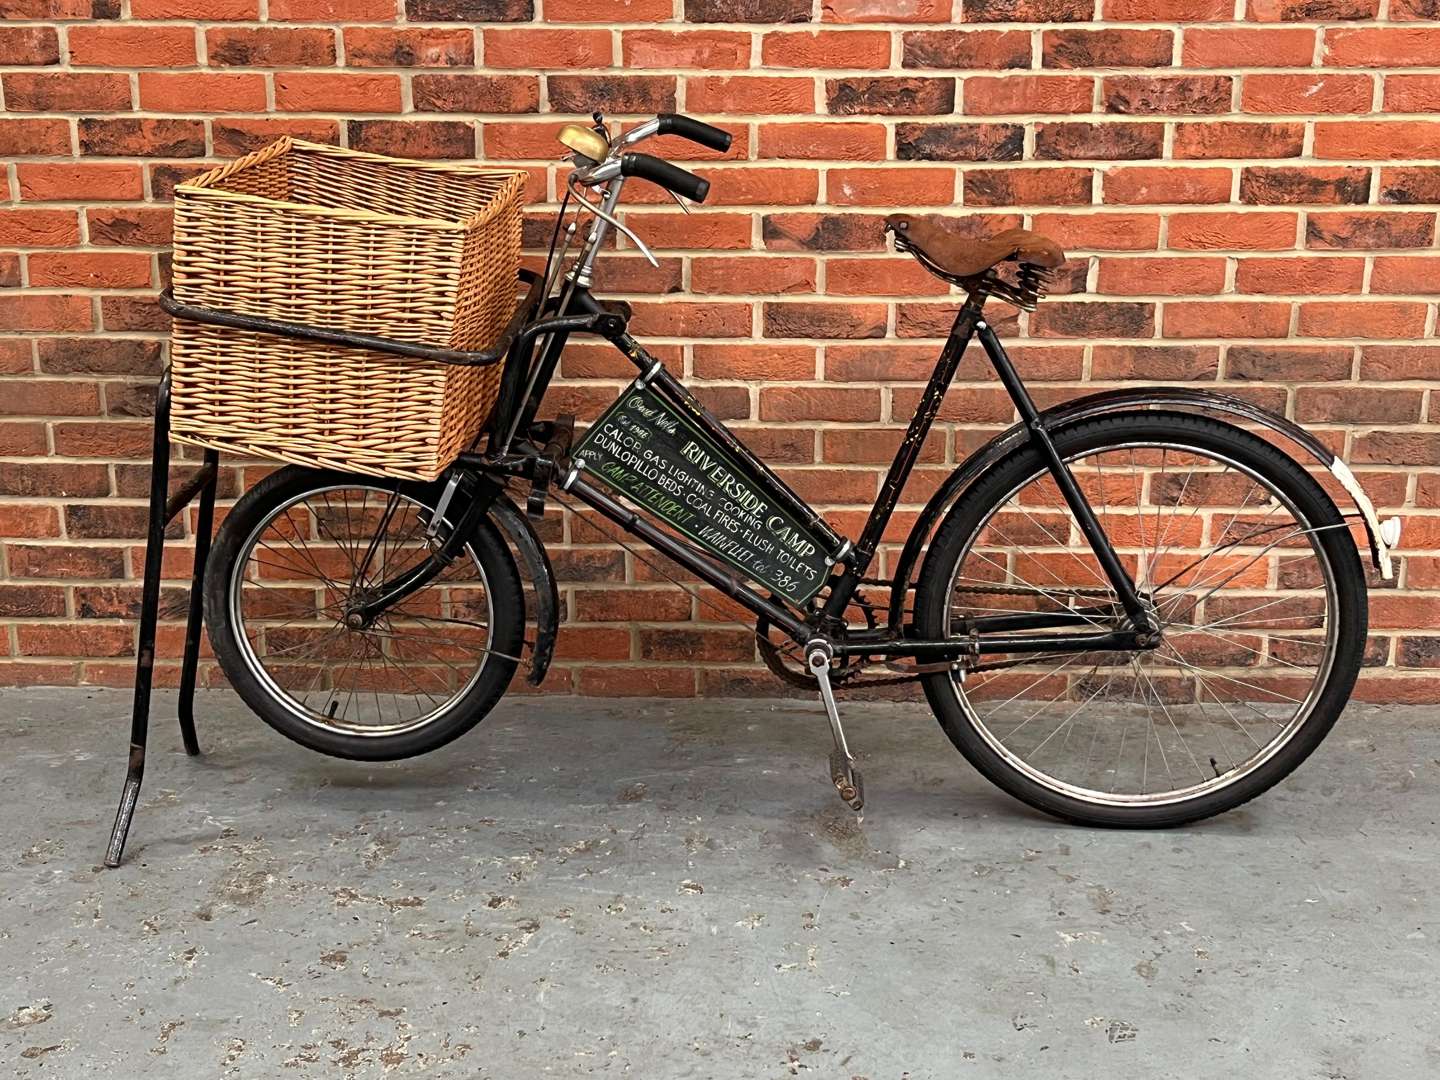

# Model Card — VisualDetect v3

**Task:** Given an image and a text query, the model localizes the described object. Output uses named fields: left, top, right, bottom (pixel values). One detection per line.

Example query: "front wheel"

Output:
left=913, top=411, right=1368, bottom=828
left=204, top=466, right=525, bottom=761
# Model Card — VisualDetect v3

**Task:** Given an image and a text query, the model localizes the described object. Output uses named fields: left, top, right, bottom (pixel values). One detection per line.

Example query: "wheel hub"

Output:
left=341, top=590, right=376, bottom=630
left=1133, top=594, right=1164, bottom=650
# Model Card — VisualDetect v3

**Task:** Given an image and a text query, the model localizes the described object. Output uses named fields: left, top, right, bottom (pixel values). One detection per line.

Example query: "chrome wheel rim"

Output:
left=228, top=482, right=494, bottom=738
left=942, top=440, right=1340, bottom=808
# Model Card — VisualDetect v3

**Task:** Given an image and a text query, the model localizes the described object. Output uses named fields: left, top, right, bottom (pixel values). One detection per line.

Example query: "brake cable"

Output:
left=565, top=173, right=660, bottom=267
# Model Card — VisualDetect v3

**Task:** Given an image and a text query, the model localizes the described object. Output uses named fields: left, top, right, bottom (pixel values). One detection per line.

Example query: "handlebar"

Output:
left=558, top=111, right=727, bottom=278
left=656, top=113, right=732, bottom=154
left=569, top=112, right=725, bottom=204
left=620, top=152, right=709, bottom=203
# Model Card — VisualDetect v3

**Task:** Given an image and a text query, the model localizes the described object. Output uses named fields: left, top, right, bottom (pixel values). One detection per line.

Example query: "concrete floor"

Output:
left=1, top=689, right=1436, bottom=1079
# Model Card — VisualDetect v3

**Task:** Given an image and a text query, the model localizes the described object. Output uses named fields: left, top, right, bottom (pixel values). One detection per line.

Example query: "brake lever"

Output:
left=664, top=187, right=693, bottom=215
left=566, top=174, right=660, bottom=267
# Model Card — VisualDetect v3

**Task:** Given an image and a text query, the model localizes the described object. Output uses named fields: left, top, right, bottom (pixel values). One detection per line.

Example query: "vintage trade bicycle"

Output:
left=186, top=113, right=1400, bottom=828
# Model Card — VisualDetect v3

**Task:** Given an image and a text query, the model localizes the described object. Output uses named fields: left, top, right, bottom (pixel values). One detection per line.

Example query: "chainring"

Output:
left=755, top=587, right=878, bottom=690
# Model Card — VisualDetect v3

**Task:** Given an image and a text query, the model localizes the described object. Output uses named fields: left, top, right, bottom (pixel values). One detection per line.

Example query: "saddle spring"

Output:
left=986, top=263, right=1054, bottom=312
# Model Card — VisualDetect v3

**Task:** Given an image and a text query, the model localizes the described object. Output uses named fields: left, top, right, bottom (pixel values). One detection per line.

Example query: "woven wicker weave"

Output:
left=168, top=137, right=526, bottom=480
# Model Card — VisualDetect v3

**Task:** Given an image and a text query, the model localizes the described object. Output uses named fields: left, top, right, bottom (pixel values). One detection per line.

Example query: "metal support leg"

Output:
left=105, top=376, right=174, bottom=868
left=176, top=448, right=218, bottom=757
left=807, top=640, right=864, bottom=811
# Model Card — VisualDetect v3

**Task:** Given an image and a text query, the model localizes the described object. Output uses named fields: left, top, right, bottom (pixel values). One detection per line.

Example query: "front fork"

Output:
left=345, top=472, right=500, bottom=628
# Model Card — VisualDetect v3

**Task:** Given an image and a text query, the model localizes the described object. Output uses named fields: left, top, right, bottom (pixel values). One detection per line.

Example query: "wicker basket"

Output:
left=167, top=137, right=526, bottom=480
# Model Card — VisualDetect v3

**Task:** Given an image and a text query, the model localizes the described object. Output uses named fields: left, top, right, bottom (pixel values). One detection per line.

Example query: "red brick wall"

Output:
left=1, top=1, right=1437, bottom=698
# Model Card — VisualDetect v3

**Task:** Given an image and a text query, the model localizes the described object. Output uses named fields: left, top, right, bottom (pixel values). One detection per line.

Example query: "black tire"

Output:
left=204, top=466, right=524, bottom=761
left=913, top=411, right=1368, bottom=828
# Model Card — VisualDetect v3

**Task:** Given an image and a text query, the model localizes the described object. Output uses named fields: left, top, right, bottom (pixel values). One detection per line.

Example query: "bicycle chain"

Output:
left=543, top=500, right=916, bottom=690
left=950, top=582, right=1120, bottom=599
left=544, top=497, right=1119, bottom=691
left=823, top=579, right=1123, bottom=688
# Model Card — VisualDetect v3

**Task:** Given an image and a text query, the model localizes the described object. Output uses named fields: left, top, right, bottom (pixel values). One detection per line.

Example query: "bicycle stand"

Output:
left=103, top=372, right=219, bottom=868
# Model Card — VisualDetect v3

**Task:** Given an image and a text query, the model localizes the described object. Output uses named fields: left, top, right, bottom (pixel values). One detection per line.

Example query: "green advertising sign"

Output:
left=571, top=381, right=837, bottom=605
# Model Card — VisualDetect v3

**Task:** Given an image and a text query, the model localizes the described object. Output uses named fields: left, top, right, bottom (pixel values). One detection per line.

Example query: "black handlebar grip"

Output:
left=656, top=112, right=732, bottom=154
left=620, top=152, right=710, bottom=203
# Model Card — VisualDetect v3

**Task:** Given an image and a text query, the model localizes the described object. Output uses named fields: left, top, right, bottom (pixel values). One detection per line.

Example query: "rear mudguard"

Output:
left=487, top=495, right=559, bottom=686
left=886, top=386, right=1400, bottom=627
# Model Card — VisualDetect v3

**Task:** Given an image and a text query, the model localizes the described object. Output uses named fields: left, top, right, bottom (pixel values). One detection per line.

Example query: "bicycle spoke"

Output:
left=1180, top=594, right=1317, bottom=635
left=1167, top=622, right=1316, bottom=674
left=1012, top=503, right=1110, bottom=590
left=940, top=430, right=1341, bottom=810
left=253, top=541, right=345, bottom=592
left=1029, top=670, right=1112, bottom=758
left=1110, top=660, right=1143, bottom=794
left=374, top=648, right=444, bottom=710
left=1130, top=449, right=1148, bottom=575
left=1163, top=636, right=1263, bottom=753
left=1080, top=662, right=1122, bottom=783
left=1166, top=521, right=1350, bottom=621
left=352, top=486, right=401, bottom=590
left=1138, top=657, right=1205, bottom=783
left=234, top=483, right=497, bottom=738
left=279, top=507, right=341, bottom=586
left=1180, top=480, right=1260, bottom=597
left=978, top=650, right=1085, bottom=721
left=1143, top=447, right=1169, bottom=591
left=958, top=547, right=1113, bottom=632
left=1161, top=651, right=1301, bottom=706
left=986, top=518, right=1107, bottom=595
left=257, top=625, right=347, bottom=661
left=1146, top=448, right=1192, bottom=592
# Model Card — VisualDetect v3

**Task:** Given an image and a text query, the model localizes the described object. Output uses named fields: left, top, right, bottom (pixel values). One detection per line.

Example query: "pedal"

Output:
left=829, top=748, right=864, bottom=811
left=807, top=639, right=865, bottom=813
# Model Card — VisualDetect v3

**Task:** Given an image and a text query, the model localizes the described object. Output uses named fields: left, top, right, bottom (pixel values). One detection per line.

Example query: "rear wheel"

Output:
left=204, top=466, right=524, bottom=761
left=913, top=411, right=1367, bottom=827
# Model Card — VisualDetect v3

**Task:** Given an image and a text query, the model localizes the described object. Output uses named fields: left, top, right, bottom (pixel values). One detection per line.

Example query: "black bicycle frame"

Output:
left=177, top=270, right=1153, bottom=665
left=468, top=281, right=1156, bottom=664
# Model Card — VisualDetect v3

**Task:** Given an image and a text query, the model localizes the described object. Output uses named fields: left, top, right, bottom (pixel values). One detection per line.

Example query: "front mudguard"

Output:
left=886, top=386, right=1400, bottom=627
left=486, top=495, right=559, bottom=686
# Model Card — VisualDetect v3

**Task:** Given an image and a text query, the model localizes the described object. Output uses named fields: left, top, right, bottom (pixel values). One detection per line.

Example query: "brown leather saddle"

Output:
left=884, top=214, right=1065, bottom=309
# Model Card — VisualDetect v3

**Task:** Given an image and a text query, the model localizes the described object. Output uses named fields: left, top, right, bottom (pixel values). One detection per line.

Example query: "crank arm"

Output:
left=808, top=641, right=864, bottom=812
